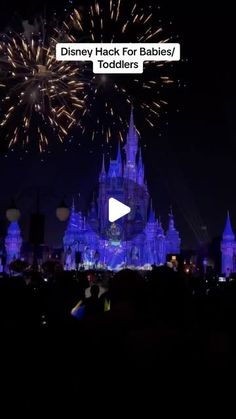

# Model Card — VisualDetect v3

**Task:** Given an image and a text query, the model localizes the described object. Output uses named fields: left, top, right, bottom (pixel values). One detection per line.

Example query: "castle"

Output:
left=63, top=109, right=181, bottom=270
left=221, top=211, right=236, bottom=275
left=5, top=221, right=22, bottom=269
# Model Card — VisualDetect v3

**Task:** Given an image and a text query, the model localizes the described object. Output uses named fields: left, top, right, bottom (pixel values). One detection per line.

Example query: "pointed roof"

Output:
left=166, top=208, right=180, bottom=244
left=137, top=148, right=143, bottom=169
left=65, top=198, right=78, bottom=230
left=127, top=107, right=138, bottom=144
left=101, top=154, right=106, bottom=172
left=117, top=140, right=122, bottom=163
left=157, top=219, right=164, bottom=236
left=99, top=154, right=106, bottom=181
left=223, top=211, right=235, bottom=239
left=130, top=106, right=134, bottom=128
left=148, top=200, right=156, bottom=223
left=168, top=206, right=175, bottom=230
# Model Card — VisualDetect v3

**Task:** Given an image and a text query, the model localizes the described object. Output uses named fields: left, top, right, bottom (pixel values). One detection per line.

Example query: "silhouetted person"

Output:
left=84, top=284, right=103, bottom=317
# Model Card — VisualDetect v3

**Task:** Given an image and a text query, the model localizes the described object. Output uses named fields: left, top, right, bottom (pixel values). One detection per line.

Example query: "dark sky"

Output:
left=0, top=0, right=235, bottom=249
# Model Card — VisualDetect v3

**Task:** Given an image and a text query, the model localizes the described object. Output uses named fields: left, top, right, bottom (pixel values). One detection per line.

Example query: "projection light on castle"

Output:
left=5, top=221, right=22, bottom=268
left=63, top=108, right=181, bottom=271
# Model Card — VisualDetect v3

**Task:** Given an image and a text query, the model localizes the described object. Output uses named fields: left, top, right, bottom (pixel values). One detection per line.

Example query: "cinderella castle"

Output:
left=63, top=109, right=181, bottom=270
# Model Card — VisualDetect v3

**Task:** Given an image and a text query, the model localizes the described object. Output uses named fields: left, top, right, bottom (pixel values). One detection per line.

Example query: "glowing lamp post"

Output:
left=6, top=200, right=21, bottom=222
left=56, top=200, right=70, bottom=222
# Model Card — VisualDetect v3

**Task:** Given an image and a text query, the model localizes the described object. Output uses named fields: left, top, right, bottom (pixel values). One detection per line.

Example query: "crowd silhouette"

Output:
left=0, top=266, right=235, bottom=412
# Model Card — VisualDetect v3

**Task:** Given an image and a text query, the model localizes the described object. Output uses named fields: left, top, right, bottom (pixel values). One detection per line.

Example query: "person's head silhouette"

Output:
left=90, top=284, right=99, bottom=298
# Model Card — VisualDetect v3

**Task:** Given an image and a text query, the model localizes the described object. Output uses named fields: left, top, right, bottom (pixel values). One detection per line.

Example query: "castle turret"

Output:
left=98, top=154, right=108, bottom=230
left=156, top=218, right=166, bottom=265
left=137, top=148, right=145, bottom=186
left=148, top=202, right=156, bottom=224
left=99, top=154, right=106, bottom=182
left=63, top=200, right=80, bottom=270
left=124, top=108, right=139, bottom=181
left=5, top=221, right=22, bottom=268
left=157, top=217, right=164, bottom=237
left=107, top=140, right=123, bottom=179
left=116, top=140, right=123, bottom=177
left=88, top=196, right=98, bottom=232
left=221, top=211, right=236, bottom=275
left=166, top=208, right=181, bottom=255
left=144, top=203, right=158, bottom=265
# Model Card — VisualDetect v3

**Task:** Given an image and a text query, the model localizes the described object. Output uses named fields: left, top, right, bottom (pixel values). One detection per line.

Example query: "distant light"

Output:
left=6, top=205, right=21, bottom=222
left=56, top=201, right=70, bottom=222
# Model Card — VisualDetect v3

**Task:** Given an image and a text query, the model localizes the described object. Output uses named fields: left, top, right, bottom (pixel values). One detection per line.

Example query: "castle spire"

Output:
left=102, top=154, right=105, bottom=172
left=99, top=154, right=106, bottom=182
left=116, top=140, right=123, bottom=176
left=148, top=200, right=156, bottom=223
left=124, top=107, right=139, bottom=181
left=166, top=207, right=181, bottom=254
left=68, top=198, right=78, bottom=230
left=137, top=147, right=144, bottom=185
left=117, top=140, right=122, bottom=163
left=168, top=205, right=175, bottom=230
left=138, top=147, right=142, bottom=167
left=223, top=210, right=235, bottom=240
left=127, top=106, right=138, bottom=144
left=221, top=211, right=235, bottom=275
left=130, top=106, right=134, bottom=129
left=157, top=217, right=164, bottom=236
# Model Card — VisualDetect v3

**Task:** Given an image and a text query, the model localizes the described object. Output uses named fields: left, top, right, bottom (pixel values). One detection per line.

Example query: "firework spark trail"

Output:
left=0, top=32, right=85, bottom=151
left=62, top=0, right=175, bottom=144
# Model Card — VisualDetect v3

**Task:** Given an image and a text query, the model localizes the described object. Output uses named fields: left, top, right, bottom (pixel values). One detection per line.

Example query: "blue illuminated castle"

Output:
left=221, top=211, right=236, bottom=275
left=63, top=109, right=181, bottom=270
left=5, top=221, right=22, bottom=268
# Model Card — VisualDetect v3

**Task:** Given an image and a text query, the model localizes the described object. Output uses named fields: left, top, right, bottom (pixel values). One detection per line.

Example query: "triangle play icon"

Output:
left=108, top=198, right=131, bottom=223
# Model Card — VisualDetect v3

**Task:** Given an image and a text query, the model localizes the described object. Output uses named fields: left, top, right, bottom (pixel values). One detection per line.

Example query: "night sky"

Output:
left=0, top=0, right=235, bottom=250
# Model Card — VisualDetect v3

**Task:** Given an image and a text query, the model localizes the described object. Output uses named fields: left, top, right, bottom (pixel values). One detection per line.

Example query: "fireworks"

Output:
left=61, top=0, right=175, bottom=143
left=0, top=31, right=85, bottom=152
left=0, top=1, right=177, bottom=151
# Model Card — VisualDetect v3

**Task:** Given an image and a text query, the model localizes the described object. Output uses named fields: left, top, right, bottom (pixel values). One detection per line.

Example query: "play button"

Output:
left=108, top=198, right=131, bottom=222
left=87, top=176, right=149, bottom=242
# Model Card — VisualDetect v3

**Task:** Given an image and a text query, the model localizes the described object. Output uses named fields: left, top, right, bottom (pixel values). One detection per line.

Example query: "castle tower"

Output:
left=5, top=221, right=23, bottom=268
left=221, top=211, right=236, bottom=275
left=144, top=203, right=158, bottom=265
left=88, top=195, right=98, bottom=232
left=166, top=208, right=181, bottom=255
left=137, top=148, right=145, bottom=186
left=156, top=219, right=166, bottom=265
left=63, top=200, right=80, bottom=270
left=124, top=108, right=139, bottom=181
left=98, top=154, right=108, bottom=232
left=116, top=140, right=123, bottom=177
left=99, top=154, right=106, bottom=183
left=62, top=107, right=182, bottom=271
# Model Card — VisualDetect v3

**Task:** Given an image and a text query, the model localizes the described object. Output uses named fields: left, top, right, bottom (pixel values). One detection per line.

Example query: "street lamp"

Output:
left=6, top=199, right=21, bottom=222
left=56, top=200, right=70, bottom=222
